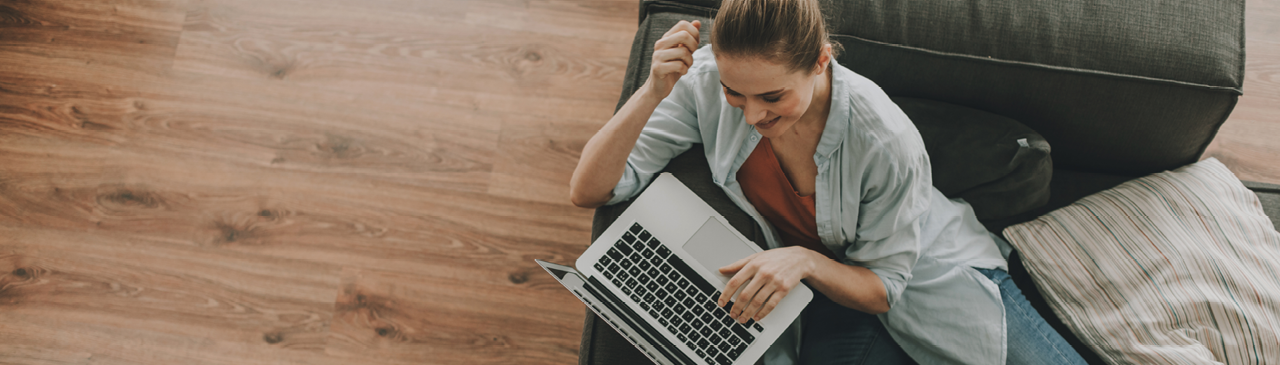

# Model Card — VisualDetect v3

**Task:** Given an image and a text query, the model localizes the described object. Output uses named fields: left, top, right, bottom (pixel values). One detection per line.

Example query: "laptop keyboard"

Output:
left=592, top=222, right=766, bottom=365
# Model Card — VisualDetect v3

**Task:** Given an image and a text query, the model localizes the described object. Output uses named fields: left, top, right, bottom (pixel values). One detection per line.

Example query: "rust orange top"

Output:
left=736, top=139, right=838, bottom=260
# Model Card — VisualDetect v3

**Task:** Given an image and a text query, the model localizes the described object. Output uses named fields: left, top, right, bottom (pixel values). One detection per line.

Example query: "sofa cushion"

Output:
left=1002, top=158, right=1280, bottom=364
left=892, top=97, right=1051, bottom=220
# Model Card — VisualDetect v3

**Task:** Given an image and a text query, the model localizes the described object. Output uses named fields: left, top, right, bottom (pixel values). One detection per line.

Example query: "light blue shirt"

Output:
left=608, top=46, right=1012, bottom=365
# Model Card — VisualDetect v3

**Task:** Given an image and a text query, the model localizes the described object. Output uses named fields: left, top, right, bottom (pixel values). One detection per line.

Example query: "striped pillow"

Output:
left=1003, top=158, right=1280, bottom=364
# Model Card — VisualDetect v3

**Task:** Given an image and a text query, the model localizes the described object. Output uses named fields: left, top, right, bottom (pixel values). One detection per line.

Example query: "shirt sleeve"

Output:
left=606, top=75, right=705, bottom=205
left=842, top=133, right=933, bottom=308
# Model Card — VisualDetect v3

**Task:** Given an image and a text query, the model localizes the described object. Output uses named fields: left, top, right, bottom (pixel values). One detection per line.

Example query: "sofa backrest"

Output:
left=635, top=0, right=1245, bottom=175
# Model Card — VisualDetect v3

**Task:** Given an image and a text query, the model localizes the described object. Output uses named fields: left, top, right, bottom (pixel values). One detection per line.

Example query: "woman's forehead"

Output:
left=716, top=55, right=804, bottom=94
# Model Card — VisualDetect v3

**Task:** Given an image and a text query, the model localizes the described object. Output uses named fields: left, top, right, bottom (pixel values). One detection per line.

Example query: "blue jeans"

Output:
left=975, top=268, right=1088, bottom=365
left=798, top=268, right=1087, bottom=365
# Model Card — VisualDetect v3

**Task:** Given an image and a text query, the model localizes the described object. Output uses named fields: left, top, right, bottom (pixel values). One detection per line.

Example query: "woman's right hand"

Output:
left=646, top=20, right=701, bottom=100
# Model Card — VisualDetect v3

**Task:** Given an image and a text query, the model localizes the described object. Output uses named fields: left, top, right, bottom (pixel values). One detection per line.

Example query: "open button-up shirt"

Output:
left=607, top=46, right=1011, bottom=365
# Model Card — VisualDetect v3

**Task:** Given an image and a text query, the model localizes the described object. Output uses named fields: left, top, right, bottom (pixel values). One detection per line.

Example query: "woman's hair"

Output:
left=711, top=0, right=841, bottom=74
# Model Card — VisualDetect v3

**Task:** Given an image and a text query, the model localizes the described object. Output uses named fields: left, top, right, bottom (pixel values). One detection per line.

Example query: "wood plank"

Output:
left=172, top=0, right=632, bottom=104
left=1204, top=37, right=1280, bottom=184
left=325, top=266, right=585, bottom=364
left=0, top=0, right=186, bottom=74
left=0, top=227, right=345, bottom=364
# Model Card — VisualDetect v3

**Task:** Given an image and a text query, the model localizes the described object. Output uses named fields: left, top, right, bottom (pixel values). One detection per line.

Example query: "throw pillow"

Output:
left=1002, top=158, right=1280, bottom=364
left=892, top=97, right=1052, bottom=220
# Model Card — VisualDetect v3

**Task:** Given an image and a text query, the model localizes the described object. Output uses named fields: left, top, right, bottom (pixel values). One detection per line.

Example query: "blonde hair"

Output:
left=711, top=0, right=841, bottom=73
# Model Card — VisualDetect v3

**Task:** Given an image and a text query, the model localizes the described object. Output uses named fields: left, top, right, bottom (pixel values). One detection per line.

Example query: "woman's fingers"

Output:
left=753, top=286, right=789, bottom=321
left=717, top=255, right=757, bottom=307
left=729, top=273, right=767, bottom=321
left=716, top=259, right=752, bottom=306
left=654, top=29, right=698, bottom=52
left=735, top=280, right=778, bottom=322
left=662, top=20, right=700, bottom=42
left=652, top=47, right=694, bottom=69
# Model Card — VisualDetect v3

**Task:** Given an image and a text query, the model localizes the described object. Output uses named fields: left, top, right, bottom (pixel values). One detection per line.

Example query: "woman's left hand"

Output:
left=717, top=246, right=819, bottom=323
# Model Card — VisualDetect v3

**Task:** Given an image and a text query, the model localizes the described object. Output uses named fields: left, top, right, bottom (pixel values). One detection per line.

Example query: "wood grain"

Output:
left=0, top=0, right=1275, bottom=364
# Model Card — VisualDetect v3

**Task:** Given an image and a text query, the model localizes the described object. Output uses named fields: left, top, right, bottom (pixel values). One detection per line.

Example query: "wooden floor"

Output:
left=0, top=0, right=1275, bottom=364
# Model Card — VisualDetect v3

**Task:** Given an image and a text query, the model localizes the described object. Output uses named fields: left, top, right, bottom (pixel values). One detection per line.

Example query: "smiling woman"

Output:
left=569, top=0, right=1090, bottom=364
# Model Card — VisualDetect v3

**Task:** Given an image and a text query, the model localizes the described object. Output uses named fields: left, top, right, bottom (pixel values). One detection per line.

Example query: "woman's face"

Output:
left=715, top=48, right=829, bottom=139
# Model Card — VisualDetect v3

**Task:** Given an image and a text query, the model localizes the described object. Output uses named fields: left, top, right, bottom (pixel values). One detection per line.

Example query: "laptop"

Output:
left=537, top=172, right=814, bottom=365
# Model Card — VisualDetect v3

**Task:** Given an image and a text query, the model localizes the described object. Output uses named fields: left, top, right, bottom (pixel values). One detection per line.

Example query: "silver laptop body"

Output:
left=538, top=172, right=814, bottom=365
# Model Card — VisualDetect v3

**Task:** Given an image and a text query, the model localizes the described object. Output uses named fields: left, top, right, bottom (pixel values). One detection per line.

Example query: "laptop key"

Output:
left=622, top=232, right=637, bottom=244
left=670, top=313, right=684, bottom=327
left=718, top=327, right=732, bottom=340
left=666, top=255, right=717, bottom=294
left=664, top=296, right=678, bottom=307
left=673, top=289, right=687, bottom=301
left=697, top=338, right=711, bottom=350
left=717, top=341, right=732, bottom=353
left=681, top=311, right=696, bottom=322
left=629, top=223, right=643, bottom=235
left=620, top=286, right=632, bottom=296
left=689, top=330, right=702, bottom=343
left=676, top=333, right=687, bottom=344
left=695, top=349, right=706, bottom=360
left=607, top=247, right=624, bottom=261
left=679, top=323, right=693, bottom=335
left=699, top=312, right=713, bottom=324
left=627, top=266, right=642, bottom=277
left=690, top=318, right=705, bottom=330
left=707, top=345, right=720, bottom=358
left=730, top=343, right=747, bottom=358
left=682, top=297, right=696, bottom=309
left=638, top=230, right=651, bottom=242
left=643, top=293, right=656, bottom=304
left=727, top=333, right=741, bottom=346
left=646, top=268, right=661, bottom=280
left=731, top=323, right=754, bottom=344
left=619, top=258, right=634, bottom=269
left=655, top=274, right=670, bottom=286
left=658, top=317, right=668, bottom=327
left=616, top=240, right=633, bottom=255
left=753, top=322, right=764, bottom=332
left=656, top=244, right=671, bottom=258
left=699, top=326, right=713, bottom=337
left=630, top=240, right=646, bottom=253
left=625, top=278, right=638, bottom=289
left=744, top=319, right=755, bottom=329
left=602, top=268, right=614, bottom=280
left=664, top=282, right=680, bottom=295
left=709, top=333, right=723, bottom=344
left=716, top=354, right=733, bottom=365
left=638, top=301, right=650, bottom=311
left=635, top=285, right=648, bottom=297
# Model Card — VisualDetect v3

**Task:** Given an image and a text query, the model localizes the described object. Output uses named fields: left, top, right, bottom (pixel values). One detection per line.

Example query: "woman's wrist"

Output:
left=637, top=79, right=668, bottom=106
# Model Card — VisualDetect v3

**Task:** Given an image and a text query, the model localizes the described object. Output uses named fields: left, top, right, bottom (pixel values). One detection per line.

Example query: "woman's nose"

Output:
left=742, top=100, right=768, bottom=125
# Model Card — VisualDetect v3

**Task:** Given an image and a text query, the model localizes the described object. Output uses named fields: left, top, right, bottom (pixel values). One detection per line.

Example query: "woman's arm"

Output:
left=716, top=246, right=888, bottom=325
left=569, top=20, right=702, bottom=208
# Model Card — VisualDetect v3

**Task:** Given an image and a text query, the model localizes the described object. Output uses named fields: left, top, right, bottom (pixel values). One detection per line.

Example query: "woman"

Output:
left=570, top=0, right=1087, bottom=364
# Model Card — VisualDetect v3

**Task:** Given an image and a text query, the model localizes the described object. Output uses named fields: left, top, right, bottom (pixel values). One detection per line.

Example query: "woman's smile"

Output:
left=756, top=116, right=782, bottom=130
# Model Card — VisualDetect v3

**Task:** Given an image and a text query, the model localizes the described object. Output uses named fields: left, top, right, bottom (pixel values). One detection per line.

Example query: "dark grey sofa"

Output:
left=582, top=0, right=1276, bottom=364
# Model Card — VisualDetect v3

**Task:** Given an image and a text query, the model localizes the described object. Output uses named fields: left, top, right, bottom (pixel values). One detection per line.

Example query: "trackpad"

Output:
left=682, top=217, right=758, bottom=281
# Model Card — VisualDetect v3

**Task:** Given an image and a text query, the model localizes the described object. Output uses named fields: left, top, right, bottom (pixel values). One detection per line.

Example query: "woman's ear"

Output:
left=813, top=43, right=833, bottom=75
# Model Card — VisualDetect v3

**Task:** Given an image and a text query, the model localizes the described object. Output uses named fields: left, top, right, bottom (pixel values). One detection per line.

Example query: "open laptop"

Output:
left=537, top=173, right=813, bottom=365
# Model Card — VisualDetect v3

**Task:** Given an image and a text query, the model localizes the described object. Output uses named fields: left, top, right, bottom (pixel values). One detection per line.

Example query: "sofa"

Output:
left=580, top=0, right=1276, bottom=364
